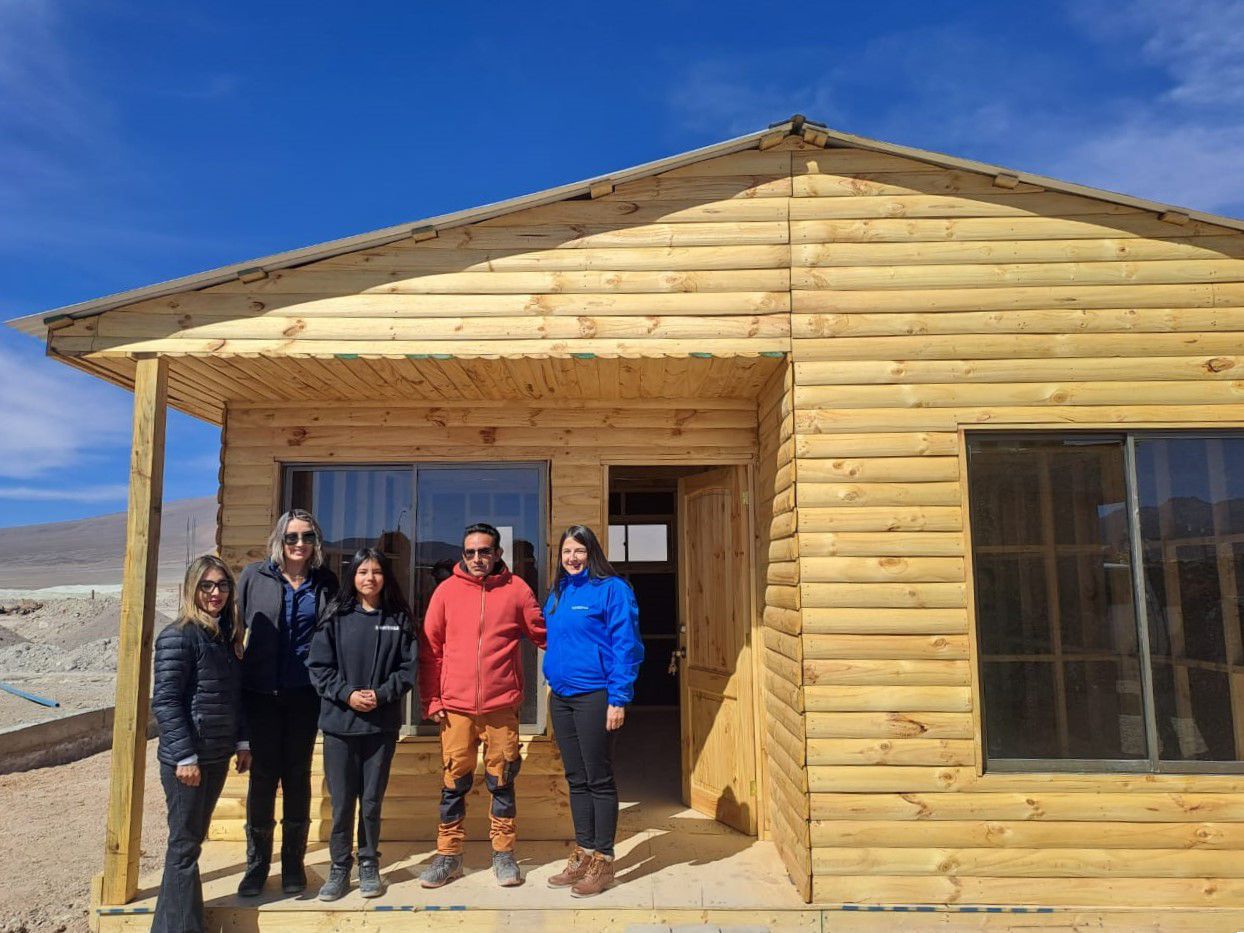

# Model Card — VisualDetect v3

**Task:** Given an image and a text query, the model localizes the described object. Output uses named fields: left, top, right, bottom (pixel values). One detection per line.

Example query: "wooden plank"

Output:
left=788, top=192, right=1141, bottom=221
left=798, top=482, right=962, bottom=508
left=808, top=767, right=1244, bottom=794
left=792, top=283, right=1233, bottom=315
left=210, top=267, right=793, bottom=296
left=801, top=557, right=964, bottom=583
left=803, top=659, right=970, bottom=686
left=809, top=791, right=1244, bottom=822
left=793, top=308, right=1244, bottom=340
left=804, top=686, right=972, bottom=712
left=62, top=336, right=794, bottom=358
left=804, top=634, right=968, bottom=660
left=801, top=582, right=965, bottom=609
left=811, top=846, right=1244, bottom=878
left=807, top=738, right=976, bottom=766
left=794, top=234, right=1244, bottom=267
left=795, top=381, right=1244, bottom=410
left=795, top=356, right=1244, bottom=385
left=794, top=433, right=959, bottom=458
left=319, top=243, right=794, bottom=272
left=799, top=532, right=964, bottom=557
left=805, top=711, right=973, bottom=739
left=478, top=197, right=789, bottom=225
left=793, top=171, right=1045, bottom=198
left=102, top=356, right=168, bottom=905
left=790, top=213, right=1231, bottom=244
left=795, top=457, right=960, bottom=484
left=810, top=820, right=1244, bottom=849
left=797, top=508, right=962, bottom=533
left=802, top=608, right=968, bottom=635
left=812, top=874, right=1244, bottom=907
left=793, top=258, right=1244, bottom=291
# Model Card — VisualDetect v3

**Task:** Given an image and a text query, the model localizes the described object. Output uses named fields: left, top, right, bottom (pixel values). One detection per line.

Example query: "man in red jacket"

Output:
left=418, top=522, right=546, bottom=888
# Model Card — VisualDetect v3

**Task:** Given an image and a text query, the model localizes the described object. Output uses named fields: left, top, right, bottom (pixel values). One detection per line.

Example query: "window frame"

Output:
left=281, top=460, right=549, bottom=737
left=965, top=429, right=1244, bottom=775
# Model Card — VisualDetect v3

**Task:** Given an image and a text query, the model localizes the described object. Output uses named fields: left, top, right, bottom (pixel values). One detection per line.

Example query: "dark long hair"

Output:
left=324, top=548, right=414, bottom=632
left=550, top=525, right=625, bottom=609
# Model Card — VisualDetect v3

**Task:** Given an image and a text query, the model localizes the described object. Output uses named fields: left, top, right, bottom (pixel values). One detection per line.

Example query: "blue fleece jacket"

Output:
left=542, top=570, right=644, bottom=707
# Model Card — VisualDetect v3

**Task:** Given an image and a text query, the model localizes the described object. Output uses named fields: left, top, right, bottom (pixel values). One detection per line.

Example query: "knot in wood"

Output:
left=1205, top=357, right=1234, bottom=373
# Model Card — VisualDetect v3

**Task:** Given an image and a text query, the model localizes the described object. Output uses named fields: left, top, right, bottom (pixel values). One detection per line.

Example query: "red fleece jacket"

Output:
left=418, top=562, right=547, bottom=717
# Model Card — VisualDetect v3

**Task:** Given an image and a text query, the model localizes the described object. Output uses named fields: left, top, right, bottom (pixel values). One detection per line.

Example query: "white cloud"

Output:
left=0, top=343, right=131, bottom=479
left=664, top=9, right=1244, bottom=218
left=0, top=483, right=129, bottom=502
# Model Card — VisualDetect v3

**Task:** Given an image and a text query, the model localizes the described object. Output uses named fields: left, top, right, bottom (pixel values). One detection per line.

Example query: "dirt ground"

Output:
left=0, top=589, right=179, bottom=731
left=0, top=739, right=166, bottom=933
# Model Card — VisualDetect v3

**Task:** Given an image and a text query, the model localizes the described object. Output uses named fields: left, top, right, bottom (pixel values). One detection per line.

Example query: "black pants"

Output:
left=322, top=731, right=398, bottom=868
left=551, top=689, right=618, bottom=856
left=243, top=687, right=320, bottom=832
left=151, top=759, right=229, bottom=933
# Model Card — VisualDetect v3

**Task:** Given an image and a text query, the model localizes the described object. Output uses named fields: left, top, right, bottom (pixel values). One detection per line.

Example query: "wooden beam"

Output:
left=102, top=355, right=168, bottom=905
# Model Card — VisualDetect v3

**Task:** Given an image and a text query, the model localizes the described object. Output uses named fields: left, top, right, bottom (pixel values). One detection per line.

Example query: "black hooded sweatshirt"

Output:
left=307, top=604, right=418, bottom=735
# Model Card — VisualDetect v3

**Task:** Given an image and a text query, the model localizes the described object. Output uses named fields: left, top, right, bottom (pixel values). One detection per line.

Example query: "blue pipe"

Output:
left=0, top=681, right=59, bottom=708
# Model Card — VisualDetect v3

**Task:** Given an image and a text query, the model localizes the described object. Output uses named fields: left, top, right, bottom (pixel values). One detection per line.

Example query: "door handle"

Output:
left=668, top=648, right=686, bottom=676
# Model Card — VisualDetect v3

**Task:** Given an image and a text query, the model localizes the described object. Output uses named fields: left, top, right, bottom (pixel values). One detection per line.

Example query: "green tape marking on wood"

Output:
left=571, top=353, right=597, bottom=359
left=690, top=352, right=714, bottom=359
left=335, top=353, right=359, bottom=360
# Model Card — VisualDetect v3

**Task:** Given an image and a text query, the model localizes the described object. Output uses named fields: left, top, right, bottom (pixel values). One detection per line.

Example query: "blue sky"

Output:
left=2, top=0, right=1242, bottom=528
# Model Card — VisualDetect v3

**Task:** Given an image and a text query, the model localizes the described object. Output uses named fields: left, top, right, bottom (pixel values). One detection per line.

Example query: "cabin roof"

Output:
left=8, top=114, right=1244, bottom=338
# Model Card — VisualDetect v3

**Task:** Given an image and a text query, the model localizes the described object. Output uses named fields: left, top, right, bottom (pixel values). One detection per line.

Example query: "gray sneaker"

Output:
left=419, top=853, right=464, bottom=889
left=492, top=851, right=523, bottom=887
left=317, top=864, right=350, bottom=902
left=358, top=859, right=385, bottom=898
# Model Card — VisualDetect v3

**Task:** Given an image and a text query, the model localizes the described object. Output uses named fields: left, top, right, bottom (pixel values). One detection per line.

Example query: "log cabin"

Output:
left=9, top=114, right=1244, bottom=931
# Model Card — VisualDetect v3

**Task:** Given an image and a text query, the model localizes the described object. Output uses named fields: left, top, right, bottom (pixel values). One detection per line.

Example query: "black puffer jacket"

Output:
left=153, top=617, right=245, bottom=766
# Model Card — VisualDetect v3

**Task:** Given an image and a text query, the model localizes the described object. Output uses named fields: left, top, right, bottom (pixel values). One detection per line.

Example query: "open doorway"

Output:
left=607, top=464, right=759, bottom=836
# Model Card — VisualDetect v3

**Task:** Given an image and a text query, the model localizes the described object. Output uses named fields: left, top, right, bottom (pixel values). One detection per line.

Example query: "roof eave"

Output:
left=5, top=120, right=795, bottom=338
left=8, top=115, right=1244, bottom=339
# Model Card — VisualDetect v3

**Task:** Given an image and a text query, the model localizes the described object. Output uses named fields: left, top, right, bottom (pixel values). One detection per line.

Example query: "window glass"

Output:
left=286, top=463, right=546, bottom=732
left=968, top=436, right=1146, bottom=762
left=1135, top=437, right=1244, bottom=762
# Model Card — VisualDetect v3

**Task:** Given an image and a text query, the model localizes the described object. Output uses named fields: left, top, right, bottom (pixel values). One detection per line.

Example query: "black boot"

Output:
left=237, top=824, right=275, bottom=897
left=280, top=819, right=311, bottom=894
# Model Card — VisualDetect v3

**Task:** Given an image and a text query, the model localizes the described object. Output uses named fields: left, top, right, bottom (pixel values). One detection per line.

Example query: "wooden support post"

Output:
left=101, top=355, right=168, bottom=905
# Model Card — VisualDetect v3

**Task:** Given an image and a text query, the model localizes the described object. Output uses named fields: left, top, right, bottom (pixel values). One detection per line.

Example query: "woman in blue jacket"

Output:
left=542, top=525, right=643, bottom=898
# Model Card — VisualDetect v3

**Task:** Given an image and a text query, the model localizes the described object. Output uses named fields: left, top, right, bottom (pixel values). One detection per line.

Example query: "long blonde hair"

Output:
left=267, top=509, right=326, bottom=570
left=178, top=555, right=239, bottom=639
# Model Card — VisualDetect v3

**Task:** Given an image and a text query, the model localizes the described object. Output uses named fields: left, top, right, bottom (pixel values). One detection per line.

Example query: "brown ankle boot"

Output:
left=570, top=853, right=615, bottom=898
left=547, top=846, right=592, bottom=888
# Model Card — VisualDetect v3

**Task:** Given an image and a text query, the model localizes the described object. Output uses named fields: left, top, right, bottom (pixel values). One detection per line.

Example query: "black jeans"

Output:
left=322, top=731, right=398, bottom=868
left=243, top=687, right=320, bottom=832
left=151, top=759, right=229, bottom=933
left=551, top=689, right=618, bottom=856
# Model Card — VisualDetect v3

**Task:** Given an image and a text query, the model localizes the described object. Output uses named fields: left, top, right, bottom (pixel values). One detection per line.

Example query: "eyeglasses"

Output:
left=197, top=580, right=233, bottom=594
left=463, top=547, right=495, bottom=559
left=283, top=532, right=319, bottom=545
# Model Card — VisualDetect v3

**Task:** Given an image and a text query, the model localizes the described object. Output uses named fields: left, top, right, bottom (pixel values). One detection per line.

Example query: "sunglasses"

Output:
left=283, top=532, right=319, bottom=545
left=463, top=547, right=495, bottom=559
left=197, top=580, right=233, bottom=594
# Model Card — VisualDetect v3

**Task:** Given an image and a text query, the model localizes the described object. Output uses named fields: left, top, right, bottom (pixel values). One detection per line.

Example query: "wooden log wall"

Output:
left=787, top=140, right=1244, bottom=908
left=210, top=398, right=757, bottom=842
left=754, top=362, right=812, bottom=898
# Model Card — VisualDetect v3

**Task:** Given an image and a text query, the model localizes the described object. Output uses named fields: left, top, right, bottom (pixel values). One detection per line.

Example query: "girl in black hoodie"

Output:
left=307, top=548, right=418, bottom=900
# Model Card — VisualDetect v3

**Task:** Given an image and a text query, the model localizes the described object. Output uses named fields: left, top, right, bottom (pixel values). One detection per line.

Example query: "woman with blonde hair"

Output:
left=151, top=555, right=250, bottom=933
left=235, top=509, right=340, bottom=897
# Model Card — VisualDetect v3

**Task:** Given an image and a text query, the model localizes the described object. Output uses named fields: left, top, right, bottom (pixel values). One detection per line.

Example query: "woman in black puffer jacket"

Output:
left=151, top=555, right=250, bottom=933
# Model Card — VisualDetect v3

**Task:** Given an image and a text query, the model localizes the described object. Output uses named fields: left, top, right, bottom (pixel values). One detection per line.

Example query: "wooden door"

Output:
left=677, top=465, right=758, bottom=834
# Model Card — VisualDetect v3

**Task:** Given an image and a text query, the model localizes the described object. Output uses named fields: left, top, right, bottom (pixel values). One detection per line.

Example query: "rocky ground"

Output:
left=0, top=739, right=166, bottom=933
left=0, top=588, right=179, bottom=730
